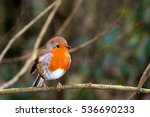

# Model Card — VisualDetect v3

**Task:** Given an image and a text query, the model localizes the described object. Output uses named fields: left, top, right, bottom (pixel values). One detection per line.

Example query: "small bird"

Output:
left=30, top=36, right=71, bottom=90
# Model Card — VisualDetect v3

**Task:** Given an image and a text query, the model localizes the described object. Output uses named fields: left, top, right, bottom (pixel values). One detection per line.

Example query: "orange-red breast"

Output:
left=30, top=36, right=71, bottom=90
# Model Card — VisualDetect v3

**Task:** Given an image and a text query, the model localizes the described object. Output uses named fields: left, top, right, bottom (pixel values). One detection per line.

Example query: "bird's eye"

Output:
left=56, top=45, right=60, bottom=48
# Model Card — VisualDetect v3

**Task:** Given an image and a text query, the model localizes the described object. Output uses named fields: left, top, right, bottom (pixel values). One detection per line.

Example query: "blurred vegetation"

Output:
left=0, top=0, right=150, bottom=100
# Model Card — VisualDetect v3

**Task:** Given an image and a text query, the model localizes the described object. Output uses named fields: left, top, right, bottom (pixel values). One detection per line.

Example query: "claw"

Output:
left=56, top=82, right=63, bottom=91
left=43, top=82, right=49, bottom=91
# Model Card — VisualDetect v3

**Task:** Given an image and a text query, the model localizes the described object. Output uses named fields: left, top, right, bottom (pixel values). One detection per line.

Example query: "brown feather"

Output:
left=30, top=58, right=38, bottom=74
left=32, top=74, right=45, bottom=87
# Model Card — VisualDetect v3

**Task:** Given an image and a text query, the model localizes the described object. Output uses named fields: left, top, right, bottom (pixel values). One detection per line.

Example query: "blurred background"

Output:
left=0, top=0, right=150, bottom=100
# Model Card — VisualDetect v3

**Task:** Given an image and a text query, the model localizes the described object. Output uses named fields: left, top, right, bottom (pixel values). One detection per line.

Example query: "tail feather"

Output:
left=32, top=75, right=45, bottom=87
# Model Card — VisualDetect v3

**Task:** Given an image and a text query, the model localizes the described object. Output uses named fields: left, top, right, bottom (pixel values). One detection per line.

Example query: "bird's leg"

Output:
left=56, top=81, right=63, bottom=91
left=43, top=81, right=49, bottom=91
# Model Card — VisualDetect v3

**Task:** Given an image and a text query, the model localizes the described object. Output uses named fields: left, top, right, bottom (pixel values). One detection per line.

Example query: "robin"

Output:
left=30, top=36, right=71, bottom=90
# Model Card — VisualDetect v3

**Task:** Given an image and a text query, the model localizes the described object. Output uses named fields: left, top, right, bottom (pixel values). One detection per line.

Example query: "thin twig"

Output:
left=69, top=15, right=122, bottom=53
left=1, top=54, right=31, bottom=63
left=69, top=0, right=126, bottom=53
left=0, top=83, right=150, bottom=95
left=56, top=0, right=83, bottom=35
left=33, top=0, right=61, bottom=54
left=128, top=63, right=150, bottom=99
left=127, top=93, right=138, bottom=100
left=0, top=0, right=61, bottom=89
left=137, top=63, right=150, bottom=89
left=0, top=1, right=56, bottom=63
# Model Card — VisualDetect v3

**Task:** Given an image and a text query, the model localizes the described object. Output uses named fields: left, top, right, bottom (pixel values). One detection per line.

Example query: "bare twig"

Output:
left=127, top=93, right=138, bottom=100
left=1, top=54, right=31, bottom=63
left=69, top=15, right=122, bottom=53
left=56, top=0, right=83, bottom=35
left=69, top=0, right=127, bottom=53
left=128, top=63, right=150, bottom=99
left=0, top=1, right=56, bottom=63
left=0, top=83, right=150, bottom=95
left=137, top=63, right=150, bottom=89
left=33, top=0, right=61, bottom=54
left=0, top=0, right=61, bottom=89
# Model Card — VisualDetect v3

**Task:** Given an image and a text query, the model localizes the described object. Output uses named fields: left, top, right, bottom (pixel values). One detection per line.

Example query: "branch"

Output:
left=137, top=63, right=150, bottom=90
left=0, top=0, right=61, bottom=89
left=56, top=0, right=83, bottom=35
left=1, top=54, right=31, bottom=63
left=68, top=0, right=127, bottom=53
left=128, top=63, right=150, bottom=99
left=69, top=14, right=122, bottom=53
left=0, top=83, right=150, bottom=95
left=0, top=1, right=56, bottom=63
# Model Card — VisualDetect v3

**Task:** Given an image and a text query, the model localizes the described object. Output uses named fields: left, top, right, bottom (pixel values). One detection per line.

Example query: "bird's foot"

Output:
left=43, top=83, right=49, bottom=91
left=56, top=82, right=63, bottom=91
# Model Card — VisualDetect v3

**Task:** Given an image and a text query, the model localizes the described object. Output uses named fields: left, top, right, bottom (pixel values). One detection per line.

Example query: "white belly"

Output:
left=44, top=68, right=65, bottom=80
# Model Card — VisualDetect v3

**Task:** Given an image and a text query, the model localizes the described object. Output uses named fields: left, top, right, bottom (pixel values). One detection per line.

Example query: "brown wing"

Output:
left=30, top=58, right=38, bottom=74
left=30, top=49, right=48, bottom=74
